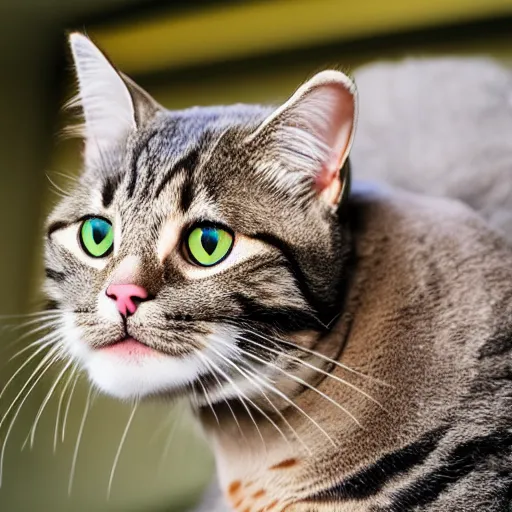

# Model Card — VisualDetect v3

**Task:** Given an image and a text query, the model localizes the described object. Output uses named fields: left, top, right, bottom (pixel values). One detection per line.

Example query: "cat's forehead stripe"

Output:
left=127, top=129, right=160, bottom=199
left=102, top=174, right=122, bottom=209
left=154, top=147, right=200, bottom=202
left=179, top=169, right=195, bottom=212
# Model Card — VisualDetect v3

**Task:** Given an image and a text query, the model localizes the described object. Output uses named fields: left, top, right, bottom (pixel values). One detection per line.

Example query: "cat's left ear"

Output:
left=247, top=70, right=357, bottom=207
left=68, top=32, right=162, bottom=166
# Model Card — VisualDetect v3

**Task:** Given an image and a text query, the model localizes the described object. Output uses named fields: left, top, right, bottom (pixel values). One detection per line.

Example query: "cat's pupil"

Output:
left=91, top=220, right=109, bottom=245
left=201, top=228, right=219, bottom=255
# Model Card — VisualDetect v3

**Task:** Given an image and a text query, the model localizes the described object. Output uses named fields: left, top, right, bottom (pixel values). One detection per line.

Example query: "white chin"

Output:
left=84, top=351, right=206, bottom=400
left=61, top=314, right=240, bottom=401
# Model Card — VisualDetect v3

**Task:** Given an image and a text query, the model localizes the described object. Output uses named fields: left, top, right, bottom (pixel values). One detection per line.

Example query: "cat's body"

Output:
left=41, top=36, right=512, bottom=512
left=195, top=186, right=512, bottom=512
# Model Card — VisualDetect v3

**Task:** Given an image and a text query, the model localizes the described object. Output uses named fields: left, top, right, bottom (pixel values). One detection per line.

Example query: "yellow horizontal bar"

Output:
left=91, top=0, right=512, bottom=75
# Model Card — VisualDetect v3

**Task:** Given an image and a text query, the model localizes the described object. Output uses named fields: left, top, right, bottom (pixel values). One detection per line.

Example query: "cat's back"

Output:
left=349, top=182, right=512, bottom=317
left=329, top=186, right=512, bottom=511
left=348, top=184, right=512, bottom=421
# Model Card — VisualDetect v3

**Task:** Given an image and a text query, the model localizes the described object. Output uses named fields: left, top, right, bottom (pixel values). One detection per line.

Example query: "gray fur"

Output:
left=190, top=56, right=512, bottom=511
left=352, top=57, right=512, bottom=238
left=43, top=38, right=512, bottom=512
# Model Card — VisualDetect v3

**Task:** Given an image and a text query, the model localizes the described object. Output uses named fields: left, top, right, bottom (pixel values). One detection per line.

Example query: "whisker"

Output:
left=213, top=342, right=310, bottom=453
left=0, top=347, right=62, bottom=486
left=243, top=364, right=335, bottom=448
left=0, top=316, right=61, bottom=353
left=24, top=360, right=74, bottom=450
left=0, top=334, right=61, bottom=403
left=216, top=338, right=362, bottom=430
left=213, top=339, right=335, bottom=447
left=107, top=402, right=138, bottom=499
left=0, top=310, right=61, bottom=321
left=51, top=170, right=79, bottom=185
left=238, top=334, right=387, bottom=412
left=8, top=318, right=62, bottom=348
left=8, top=330, right=61, bottom=362
left=46, top=173, right=69, bottom=199
left=157, top=409, right=183, bottom=475
left=6, top=313, right=62, bottom=333
left=326, top=312, right=342, bottom=329
left=195, top=351, right=267, bottom=453
left=200, top=358, right=246, bottom=441
left=196, top=379, right=220, bottom=427
left=149, top=408, right=176, bottom=446
left=62, top=372, right=80, bottom=443
left=249, top=328, right=391, bottom=388
left=199, top=347, right=291, bottom=448
left=68, top=385, right=93, bottom=496
left=0, top=344, right=61, bottom=430
left=54, top=366, right=77, bottom=453
left=224, top=355, right=312, bottom=455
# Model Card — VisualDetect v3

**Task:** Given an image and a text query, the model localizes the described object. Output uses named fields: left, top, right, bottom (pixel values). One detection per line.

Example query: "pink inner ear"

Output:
left=315, top=164, right=338, bottom=192
left=315, top=163, right=343, bottom=205
left=312, top=83, right=355, bottom=203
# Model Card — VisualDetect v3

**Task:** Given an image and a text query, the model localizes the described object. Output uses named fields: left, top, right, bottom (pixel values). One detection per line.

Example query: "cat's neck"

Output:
left=199, top=294, right=392, bottom=511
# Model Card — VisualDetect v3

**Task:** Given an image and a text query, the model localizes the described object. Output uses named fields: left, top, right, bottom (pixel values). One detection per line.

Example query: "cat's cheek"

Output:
left=60, top=311, right=92, bottom=363
left=43, top=280, right=64, bottom=303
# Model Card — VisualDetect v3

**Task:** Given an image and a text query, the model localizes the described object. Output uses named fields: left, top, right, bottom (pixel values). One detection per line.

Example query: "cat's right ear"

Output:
left=68, top=33, right=162, bottom=167
left=246, top=70, right=357, bottom=209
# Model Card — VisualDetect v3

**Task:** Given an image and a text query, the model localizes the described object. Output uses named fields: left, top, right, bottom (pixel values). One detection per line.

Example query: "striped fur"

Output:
left=41, top=35, right=512, bottom=511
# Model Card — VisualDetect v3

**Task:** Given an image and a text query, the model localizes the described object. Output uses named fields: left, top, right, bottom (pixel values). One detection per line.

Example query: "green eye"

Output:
left=79, top=218, right=114, bottom=258
left=187, top=225, right=234, bottom=267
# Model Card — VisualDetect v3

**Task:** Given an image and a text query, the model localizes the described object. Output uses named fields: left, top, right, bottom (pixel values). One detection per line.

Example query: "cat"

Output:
left=42, top=33, right=512, bottom=511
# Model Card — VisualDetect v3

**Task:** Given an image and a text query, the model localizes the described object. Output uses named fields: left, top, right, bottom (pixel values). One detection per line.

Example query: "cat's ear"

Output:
left=247, top=70, right=357, bottom=207
left=68, top=32, right=162, bottom=165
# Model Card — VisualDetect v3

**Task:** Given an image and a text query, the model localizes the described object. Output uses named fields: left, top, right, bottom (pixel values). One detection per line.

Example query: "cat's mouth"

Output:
left=98, top=336, right=157, bottom=358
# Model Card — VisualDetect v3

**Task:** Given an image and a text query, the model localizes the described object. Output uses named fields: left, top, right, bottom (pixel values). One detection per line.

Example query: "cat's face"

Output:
left=43, top=34, right=356, bottom=405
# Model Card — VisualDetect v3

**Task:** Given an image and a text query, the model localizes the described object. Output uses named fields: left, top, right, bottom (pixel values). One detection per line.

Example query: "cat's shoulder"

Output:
left=348, top=181, right=512, bottom=279
left=349, top=180, right=506, bottom=241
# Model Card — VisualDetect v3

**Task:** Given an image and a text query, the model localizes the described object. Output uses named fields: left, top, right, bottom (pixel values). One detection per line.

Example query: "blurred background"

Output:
left=0, top=0, right=511, bottom=510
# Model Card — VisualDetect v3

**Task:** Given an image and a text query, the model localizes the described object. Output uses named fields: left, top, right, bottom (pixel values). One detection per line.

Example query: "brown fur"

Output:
left=201, top=187, right=512, bottom=511
left=43, top=35, right=512, bottom=512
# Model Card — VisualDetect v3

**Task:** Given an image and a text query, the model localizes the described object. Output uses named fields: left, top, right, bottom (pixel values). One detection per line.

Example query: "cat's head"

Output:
left=44, top=33, right=357, bottom=404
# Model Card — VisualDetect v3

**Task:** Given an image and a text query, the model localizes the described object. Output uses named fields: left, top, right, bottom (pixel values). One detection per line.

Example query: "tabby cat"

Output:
left=43, top=34, right=512, bottom=511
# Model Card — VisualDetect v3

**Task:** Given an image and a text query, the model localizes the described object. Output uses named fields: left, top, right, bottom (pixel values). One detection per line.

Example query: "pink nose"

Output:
left=106, top=284, right=148, bottom=316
